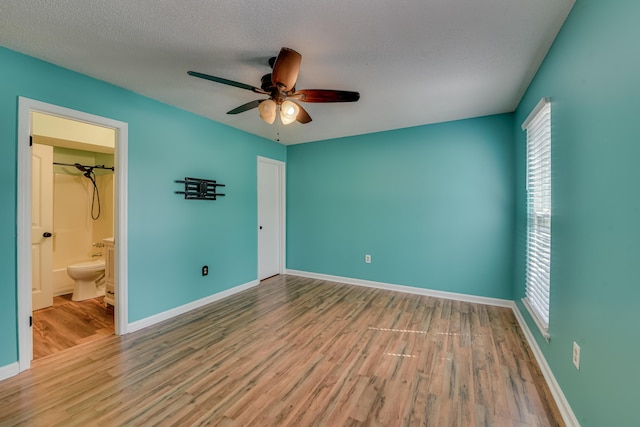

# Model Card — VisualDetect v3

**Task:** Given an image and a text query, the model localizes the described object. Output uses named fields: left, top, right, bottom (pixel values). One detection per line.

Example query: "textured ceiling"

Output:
left=0, top=0, right=574, bottom=145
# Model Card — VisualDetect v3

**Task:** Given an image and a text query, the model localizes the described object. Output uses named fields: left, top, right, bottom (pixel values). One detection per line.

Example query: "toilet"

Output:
left=67, top=259, right=106, bottom=301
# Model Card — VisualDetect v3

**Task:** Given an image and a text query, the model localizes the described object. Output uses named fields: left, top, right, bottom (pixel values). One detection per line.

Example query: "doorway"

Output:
left=257, top=157, right=285, bottom=281
left=17, top=97, right=129, bottom=372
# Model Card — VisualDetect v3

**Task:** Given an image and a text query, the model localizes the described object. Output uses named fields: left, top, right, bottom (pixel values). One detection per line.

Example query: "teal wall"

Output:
left=0, top=46, right=286, bottom=367
left=287, top=114, right=515, bottom=299
left=513, top=1, right=640, bottom=425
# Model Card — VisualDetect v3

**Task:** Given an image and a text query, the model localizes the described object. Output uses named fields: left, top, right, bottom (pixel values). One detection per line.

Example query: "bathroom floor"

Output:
left=32, top=294, right=114, bottom=360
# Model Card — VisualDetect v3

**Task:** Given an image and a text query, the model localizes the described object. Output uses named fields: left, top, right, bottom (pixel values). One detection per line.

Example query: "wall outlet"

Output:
left=572, top=341, right=580, bottom=370
left=202, top=265, right=208, bottom=276
left=365, top=254, right=371, bottom=264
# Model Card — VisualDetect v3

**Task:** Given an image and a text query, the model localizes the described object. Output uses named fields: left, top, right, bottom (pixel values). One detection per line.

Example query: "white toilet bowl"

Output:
left=67, top=259, right=106, bottom=301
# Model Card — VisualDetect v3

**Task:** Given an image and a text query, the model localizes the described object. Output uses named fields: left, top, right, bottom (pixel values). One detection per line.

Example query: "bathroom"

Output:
left=51, top=148, right=114, bottom=295
left=31, top=112, right=116, bottom=359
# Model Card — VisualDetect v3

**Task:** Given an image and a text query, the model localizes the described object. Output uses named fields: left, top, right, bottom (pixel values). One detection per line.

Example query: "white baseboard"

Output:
left=0, top=362, right=20, bottom=381
left=511, top=302, right=580, bottom=427
left=285, top=269, right=513, bottom=308
left=53, top=288, right=74, bottom=297
left=127, top=279, right=260, bottom=333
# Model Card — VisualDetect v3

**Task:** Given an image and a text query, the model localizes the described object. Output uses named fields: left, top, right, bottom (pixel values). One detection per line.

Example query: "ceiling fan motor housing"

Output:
left=260, top=74, right=272, bottom=92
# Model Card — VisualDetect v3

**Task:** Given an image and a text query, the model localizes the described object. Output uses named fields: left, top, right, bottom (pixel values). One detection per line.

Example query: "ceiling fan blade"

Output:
left=271, top=48, right=302, bottom=92
left=292, top=89, right=360, bottom=103
left=187, top=71, right=265, bottom=93
left=294, top=102, right=312, bottom=124
left=227, top=99, right=264, bottom=115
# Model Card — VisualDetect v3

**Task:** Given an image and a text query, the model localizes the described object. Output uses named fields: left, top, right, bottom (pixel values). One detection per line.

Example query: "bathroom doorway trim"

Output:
left=17, top=97, right=129, bottom=372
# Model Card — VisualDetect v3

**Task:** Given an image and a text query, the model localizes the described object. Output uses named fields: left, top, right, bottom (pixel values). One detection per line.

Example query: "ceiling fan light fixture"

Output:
left=258, top=99, right=277, bottom=124
left=280, top=100, right=299, bottom=125
left=188, top=47, right=360, bottom=127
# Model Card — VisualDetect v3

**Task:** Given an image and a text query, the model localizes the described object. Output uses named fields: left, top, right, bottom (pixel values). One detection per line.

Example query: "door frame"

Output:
left=257, top=156, right=286, bottom=280
left=17, top=97, right=129, bottom=372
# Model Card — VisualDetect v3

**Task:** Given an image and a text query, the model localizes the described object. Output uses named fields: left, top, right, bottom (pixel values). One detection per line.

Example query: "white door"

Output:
left=257, top=158, right=283, bottom=280
left=31, top=143, right=54, bottom=310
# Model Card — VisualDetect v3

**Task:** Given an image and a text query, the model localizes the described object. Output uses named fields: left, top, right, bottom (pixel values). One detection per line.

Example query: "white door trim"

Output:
left=17, top=97, right=129, bottom=372
left=257, top=156, right=286, bottom=279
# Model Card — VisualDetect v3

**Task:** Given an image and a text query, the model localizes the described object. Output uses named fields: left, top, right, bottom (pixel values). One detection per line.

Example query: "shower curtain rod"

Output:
left=53, top=162, right=114, bottom=171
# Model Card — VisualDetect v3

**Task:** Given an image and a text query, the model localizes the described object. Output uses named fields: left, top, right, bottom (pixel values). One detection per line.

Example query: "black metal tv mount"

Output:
left=175, top=177, right=225, bottom=200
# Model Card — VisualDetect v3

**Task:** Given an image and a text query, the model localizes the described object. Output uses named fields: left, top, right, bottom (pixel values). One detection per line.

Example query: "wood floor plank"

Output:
left=32, top=294, right=114, bottom=360
left=0, top=275, right=564, bottom=426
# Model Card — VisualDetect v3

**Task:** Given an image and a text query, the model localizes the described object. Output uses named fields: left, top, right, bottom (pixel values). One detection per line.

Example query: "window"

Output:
left=522, top=97, right=551, bottom=340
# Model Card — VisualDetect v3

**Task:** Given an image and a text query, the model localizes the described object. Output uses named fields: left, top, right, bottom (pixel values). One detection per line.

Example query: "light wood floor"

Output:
left=0, top=275, right=563, bottom=426
left=33, top=294, right=114, bottom=359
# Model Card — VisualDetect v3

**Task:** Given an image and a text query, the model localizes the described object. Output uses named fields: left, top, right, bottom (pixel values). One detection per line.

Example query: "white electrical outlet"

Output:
left=572, top=341, right=581, bottom=370
left=365, top=254, right=371, bottom=264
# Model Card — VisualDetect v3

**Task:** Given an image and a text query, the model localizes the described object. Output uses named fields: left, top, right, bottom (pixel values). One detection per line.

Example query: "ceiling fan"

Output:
left=187, top=47, right=360, bottom=125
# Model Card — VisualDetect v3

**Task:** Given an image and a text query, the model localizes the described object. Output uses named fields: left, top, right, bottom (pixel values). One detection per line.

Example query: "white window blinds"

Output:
left=522, top=98, right=551, bottom=339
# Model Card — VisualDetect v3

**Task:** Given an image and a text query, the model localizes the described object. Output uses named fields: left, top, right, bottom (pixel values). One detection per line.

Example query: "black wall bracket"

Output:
left=175, top=177, right=225, bottom=200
